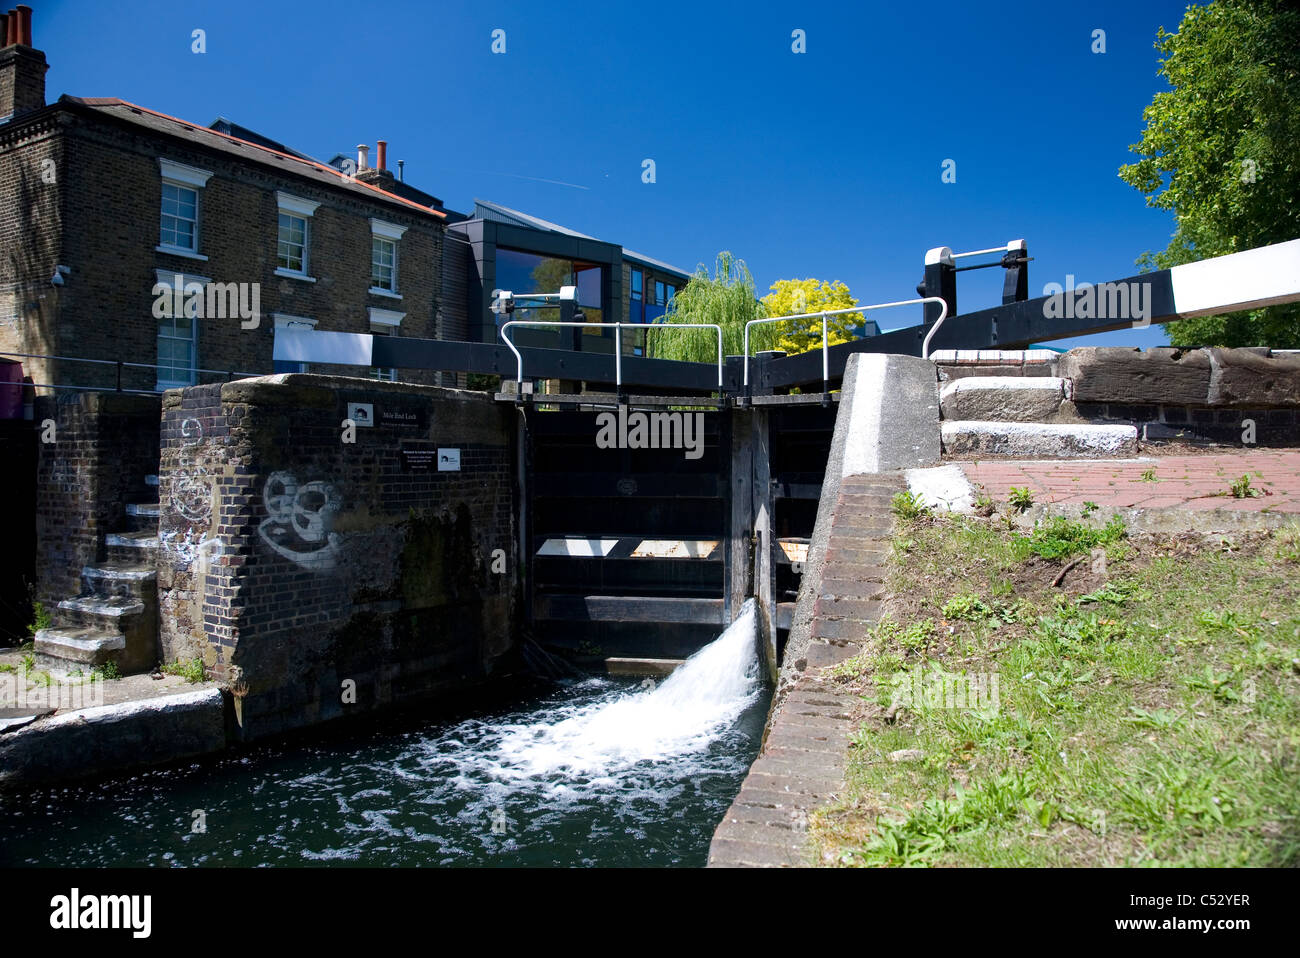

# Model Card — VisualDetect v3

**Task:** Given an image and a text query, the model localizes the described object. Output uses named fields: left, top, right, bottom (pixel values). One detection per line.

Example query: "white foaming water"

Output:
left=478, top=598, right=761, bottom=782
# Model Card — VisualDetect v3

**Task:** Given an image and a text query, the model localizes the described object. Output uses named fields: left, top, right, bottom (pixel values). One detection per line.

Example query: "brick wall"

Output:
left=157, top=374, right=519, bottom=740
left=0, top=110, right=62, bottom=388
left=32, top=390, right=161, bottom=607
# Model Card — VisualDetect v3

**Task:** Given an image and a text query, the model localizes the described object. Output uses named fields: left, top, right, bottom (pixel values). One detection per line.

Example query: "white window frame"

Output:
left=275, top=192, right=321, bottom=281
left=272, top=312, right=318, bottom=374
left=368, top=306, right=404, bottom=381
left=369, top=218, right=407, bottom=298
left=156, top=159, right=212, bottom=261
left=152, top=268, right=209, bottom=390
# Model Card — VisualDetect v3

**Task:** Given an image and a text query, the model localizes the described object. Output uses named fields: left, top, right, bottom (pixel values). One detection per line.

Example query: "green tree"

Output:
left=648, top=252, right=775, bottom=363
left=760, top=278, right=862, bottom=355
left=1119, top=0, right=1300, bottom=347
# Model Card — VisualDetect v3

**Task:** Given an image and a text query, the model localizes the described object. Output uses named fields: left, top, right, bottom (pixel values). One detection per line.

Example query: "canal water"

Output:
left=0, top=602, right=768, bottom=868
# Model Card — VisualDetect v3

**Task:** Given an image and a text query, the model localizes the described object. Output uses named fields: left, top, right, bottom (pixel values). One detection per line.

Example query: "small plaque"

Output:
left=401, top=444, right=437, bottom=471
left=347, top=402, right=374, bottom=427
left=437, top=448, right=461, bottom=471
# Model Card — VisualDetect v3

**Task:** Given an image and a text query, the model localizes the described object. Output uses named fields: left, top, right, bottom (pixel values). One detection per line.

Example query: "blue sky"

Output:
left=40, top=0, right=1194, bottom=346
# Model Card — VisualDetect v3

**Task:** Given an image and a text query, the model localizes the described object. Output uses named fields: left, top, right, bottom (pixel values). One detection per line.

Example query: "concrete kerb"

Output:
left=0, top=687, right=229, bottom=789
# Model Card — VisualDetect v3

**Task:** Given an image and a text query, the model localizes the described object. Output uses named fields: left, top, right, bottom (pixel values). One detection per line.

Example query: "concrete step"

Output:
left=33, top=627, right=126, bottom=666
left=48, top=590, right=157, bottom=674
left=57, top=595, right=146, bottom=628
left=942, top=421, right=1139, bottom=459
left=939, top=376, right=1070, bottom=422
left=82, top=562, right=157, bottom=600
left=105, top=530, right=158, bottom=562
left=932, top=348, right=1060, bottom=381
left=126, top=502, right=161, bottom=518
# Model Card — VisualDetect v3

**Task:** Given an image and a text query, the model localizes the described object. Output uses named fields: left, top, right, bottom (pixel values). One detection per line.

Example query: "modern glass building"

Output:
left=443, top=200, right=690, bottom=355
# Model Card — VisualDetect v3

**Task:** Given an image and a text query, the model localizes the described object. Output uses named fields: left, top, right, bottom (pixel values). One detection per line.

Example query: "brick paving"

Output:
left=708, top=475, right=900, bottom=867
left=961, top=449, right=1300, bottom=513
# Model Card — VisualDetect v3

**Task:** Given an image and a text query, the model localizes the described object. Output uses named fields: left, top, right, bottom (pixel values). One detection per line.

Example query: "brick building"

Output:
left=0, top=9, right=450, bottom=394
left=1, top=8, right=697, bottom=396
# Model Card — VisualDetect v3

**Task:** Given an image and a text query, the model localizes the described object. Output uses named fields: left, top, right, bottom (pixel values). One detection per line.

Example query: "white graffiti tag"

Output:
left=257, top=471, right=342, bottom=570
left=159, top=528, right=224, bottom=570
left=172, top=417, right=213, bottom=522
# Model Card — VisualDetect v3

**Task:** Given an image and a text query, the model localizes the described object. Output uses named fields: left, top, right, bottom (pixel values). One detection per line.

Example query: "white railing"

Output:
left=742, top=296, right=951, bottom=393
left=499, top=321, right=725, bottom=393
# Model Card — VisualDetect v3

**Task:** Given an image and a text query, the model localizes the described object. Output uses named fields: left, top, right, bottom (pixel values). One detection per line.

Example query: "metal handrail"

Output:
left=499, top=321, right=724, bottom=393
left=743, top=296, right=950, bottom=393
left=0, top=350, right=262, bottom=390
left=951, top=245, right=1013, bottom=260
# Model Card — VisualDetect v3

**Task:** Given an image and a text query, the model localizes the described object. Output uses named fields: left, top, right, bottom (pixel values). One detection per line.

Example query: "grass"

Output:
left=27, top=601, right=51, bottom=636
left=89, top=661, right=122, bottom=681
left=1230, top=474, right=1262, bottom=499
left=1012, top=514, right=1128, bottom=561
left=891, top=490, right=931, bottom=520
left=810, top=514, right=1300, bottom=867
left=160, top=658, right=207, bottom=683
left=1008, top=487, right=1035, bottom=511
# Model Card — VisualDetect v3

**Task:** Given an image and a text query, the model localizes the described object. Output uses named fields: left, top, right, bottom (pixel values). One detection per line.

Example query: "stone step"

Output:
left=33, top=627, right=126, bottom=666
left=942, top=421, right=1139, bottom=459
left=939, top=376, right=1070, bottom=422
left=126, top=502, right=161, bottom=518
left=145, top=474, right=159, bottom=487
left=57, top=595, right=146, bottom=630
left=105, top=531, right=159, bottom=558
left=82, top=562, right=157, bottom=601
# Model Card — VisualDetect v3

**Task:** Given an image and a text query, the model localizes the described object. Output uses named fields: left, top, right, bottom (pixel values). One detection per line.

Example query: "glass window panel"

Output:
left=372, top=237, right=396, bottom=289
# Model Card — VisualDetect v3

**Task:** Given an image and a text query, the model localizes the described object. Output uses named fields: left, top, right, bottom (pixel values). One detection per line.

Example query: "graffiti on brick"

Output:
left=257, top=471, right=342, bottom=570
left=160, top=527, right=223, bottom=569
left=172, top=417, right=212, bottom=523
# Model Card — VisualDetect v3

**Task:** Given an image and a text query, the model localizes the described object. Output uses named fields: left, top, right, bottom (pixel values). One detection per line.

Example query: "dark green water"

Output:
left=0, top=615, right=769, bottom=868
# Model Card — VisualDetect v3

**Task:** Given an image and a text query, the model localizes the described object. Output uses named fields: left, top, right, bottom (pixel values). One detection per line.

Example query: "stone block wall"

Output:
left=1061, top=347, right=1300, bottom=445
left=156, top=374, right=519, bottom=740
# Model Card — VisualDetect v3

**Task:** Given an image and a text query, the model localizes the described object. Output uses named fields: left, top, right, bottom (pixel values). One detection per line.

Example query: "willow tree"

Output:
left=1119, top=0, right=1300, bottom=347
left=648, top=252, right=776, bottom=363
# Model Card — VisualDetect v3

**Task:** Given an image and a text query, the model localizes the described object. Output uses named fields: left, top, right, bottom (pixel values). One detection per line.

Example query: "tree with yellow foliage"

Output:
left=760, top=279, right=863, bottom=356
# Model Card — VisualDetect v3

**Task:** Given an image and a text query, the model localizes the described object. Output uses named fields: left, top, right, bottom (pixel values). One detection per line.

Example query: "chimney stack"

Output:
left=356, top=143, right=369, bottom=172
left=0, top=3, right=47, bottom=120
left=355, top=140, right=396, bottom=190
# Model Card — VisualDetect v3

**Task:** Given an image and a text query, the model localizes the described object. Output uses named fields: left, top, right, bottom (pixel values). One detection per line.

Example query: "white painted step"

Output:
left=942, top=421, right=1139, bottom=458
left=126, top=503, right=161, bottom=518
left=105, top=531, right=158, bottom=551
left=58, top=595, right=145, bottom=618
left=83, top=563, right=156, bottom=584
left=34, top=627, right=125, bottom=664
left=931, top=348, right=1059, bottom=364
left=940, top=376, right=1069, bottom=422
